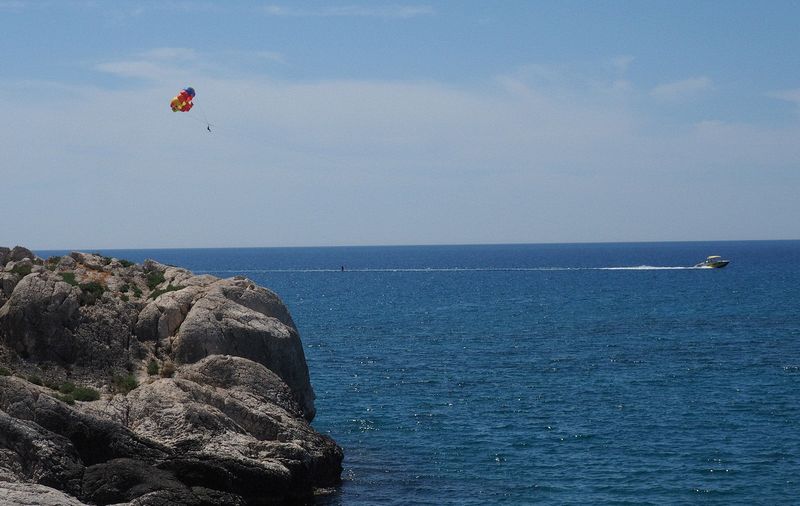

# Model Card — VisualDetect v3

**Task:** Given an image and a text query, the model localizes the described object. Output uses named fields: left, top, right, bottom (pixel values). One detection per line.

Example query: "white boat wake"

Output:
left=596, top=265, right=697, bottom=270
left=199, top=265, right=701, bottom=274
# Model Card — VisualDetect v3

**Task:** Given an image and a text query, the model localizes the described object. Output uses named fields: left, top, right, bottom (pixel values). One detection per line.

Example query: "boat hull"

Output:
left=695, top=261, right=729, bottom=269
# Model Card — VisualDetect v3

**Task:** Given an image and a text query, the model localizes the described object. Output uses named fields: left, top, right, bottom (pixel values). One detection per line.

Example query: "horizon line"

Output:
left=26, top=237, right=800, bottom=253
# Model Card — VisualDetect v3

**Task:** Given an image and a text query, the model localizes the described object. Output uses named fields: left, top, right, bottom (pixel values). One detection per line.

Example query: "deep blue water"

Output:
left=39, top=241, right=800, bottom=504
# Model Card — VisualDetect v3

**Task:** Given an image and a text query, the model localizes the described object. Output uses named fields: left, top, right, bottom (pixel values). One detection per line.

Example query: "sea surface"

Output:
left=39, top=241, right=800, bottom=504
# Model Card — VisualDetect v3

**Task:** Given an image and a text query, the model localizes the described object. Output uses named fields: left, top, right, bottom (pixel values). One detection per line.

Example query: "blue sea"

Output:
left=40, top=241, right=800, bottom=504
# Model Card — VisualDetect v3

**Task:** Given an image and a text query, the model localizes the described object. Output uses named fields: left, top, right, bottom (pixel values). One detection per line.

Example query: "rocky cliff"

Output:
left=0, top=246, right=342, bottom=505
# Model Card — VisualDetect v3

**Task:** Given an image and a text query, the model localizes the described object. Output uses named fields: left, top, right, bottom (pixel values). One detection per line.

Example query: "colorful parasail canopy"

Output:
left=170, top=87, right=195, bottom=112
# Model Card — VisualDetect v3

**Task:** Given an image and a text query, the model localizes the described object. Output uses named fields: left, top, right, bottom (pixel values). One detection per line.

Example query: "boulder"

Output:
left=1, top=272, right=20, bottom=297
left=9, top=246, right=35, bottom=262
left=72, top=299, right=145, bottom=372
left=0, top=356, right=342, bottom=505
left=0, top=271, right=81, bottom=362
left=0, top=482, right=88, bottom=506
left=0, top=401, right=84, bottom=496
left=170, top=279, right=315, bottom=420
left=3, top=258, right=33, bottom=274
left=135, top=286, right=204, bottom=343
left=0, top=249, right=342, bottom=504
left=0, top=377, right=168, bottom=467
left=57, top=255, right=77, bottom=270
left=82, top=458, right=188, bottom=504
left=69, top=252, right=107, bottom=271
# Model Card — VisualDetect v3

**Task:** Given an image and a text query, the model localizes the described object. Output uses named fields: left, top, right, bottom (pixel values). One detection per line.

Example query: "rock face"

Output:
left=0, top=247, right=342, bottom=505
left=0, top=272, right=82, bottom=363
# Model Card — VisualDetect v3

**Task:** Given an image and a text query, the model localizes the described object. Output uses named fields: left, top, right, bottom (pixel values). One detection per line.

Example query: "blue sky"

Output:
left=2, top=1, right=799, bottom=249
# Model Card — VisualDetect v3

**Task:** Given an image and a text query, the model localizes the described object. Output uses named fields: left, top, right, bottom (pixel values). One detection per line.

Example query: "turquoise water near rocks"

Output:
left=40, top=241, right=800, bottom=504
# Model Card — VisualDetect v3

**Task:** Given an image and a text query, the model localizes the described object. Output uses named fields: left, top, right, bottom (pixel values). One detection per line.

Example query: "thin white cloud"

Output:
left=650, top=77, right=713, bottom=101
left=109, top=1, right=221, bottom=14
left=140, top=47, right=199, bottom=62
left=767, top=88, right=800, bottom=105
left=496, top=62, right=637, bottom=103
left=254, top=51, right=286, bottom=64
left=94, top=60, right=189, bottom=81
left=609, top=55, right=635, bottom=74
left=93, top=47, right=285, bottom=81
left=94, top=48, right=199, bottom=80
left=261, top=4, right=434, bottom=18
left=0, top=0, right=28, bottom=10
left=3, top=54, right=799, bottom=248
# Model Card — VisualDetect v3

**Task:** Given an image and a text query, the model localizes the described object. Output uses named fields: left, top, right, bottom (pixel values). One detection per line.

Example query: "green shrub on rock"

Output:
left=72, top=386, right=100, bottom=401
left=112, top=374, right=138, bottom=394
left=60, top=272, right=78, bottom=286
left=79, top=281, right=106, bottom=305
left=149, top=284, right=183, bottom=300
left=147, top=360, right=159, bottom=376
left=59, top=381, right=76, bottom=394
left=147, top=271, right=165, bottom=290
left=55, top=393, right=75, bottom=405
left=11, top=264, right=32, bottom=277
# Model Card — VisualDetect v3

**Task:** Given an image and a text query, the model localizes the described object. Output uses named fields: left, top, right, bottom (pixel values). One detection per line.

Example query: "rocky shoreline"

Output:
left=0, top=246, right=342, bottom=505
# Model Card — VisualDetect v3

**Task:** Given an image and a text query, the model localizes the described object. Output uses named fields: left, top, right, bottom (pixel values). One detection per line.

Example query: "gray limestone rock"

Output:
left=135, top=286, right=204, bottom=343
left=0, top=247, right=10, bottom=267
left=82, top=458, right=187, bottom=504
left=0, top=248, right=342, bottom=505
left=69, top=251, right=107, bottom=271
left=57, top=255, right=77, bottom=270
left=0, top=482, right=89, bottom=506
left=171, top=279, right=315, bottom=420
left=0, top=356, right=342, bottom=505
left=9, top=246, right=35, bottom=262
left=1, top=272, right=20, bottom=297
left=0, top=390, right=85, bottom=496
left=3, top=258, right=33, bottom=273
left=0, top=271, right=81, bottom=362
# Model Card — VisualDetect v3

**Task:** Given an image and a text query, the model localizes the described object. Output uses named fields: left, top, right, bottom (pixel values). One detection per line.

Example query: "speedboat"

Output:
left=694, top=255, right=730, bottom=269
